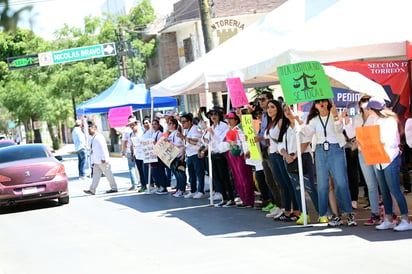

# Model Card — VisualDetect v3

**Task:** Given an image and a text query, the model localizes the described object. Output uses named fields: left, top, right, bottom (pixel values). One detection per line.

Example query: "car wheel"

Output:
left=58, top=196, right=69, bottom=205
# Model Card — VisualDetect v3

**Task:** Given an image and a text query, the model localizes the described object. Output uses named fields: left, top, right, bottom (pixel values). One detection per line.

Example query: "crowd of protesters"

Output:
left=77, top=92, right=412, bottom=232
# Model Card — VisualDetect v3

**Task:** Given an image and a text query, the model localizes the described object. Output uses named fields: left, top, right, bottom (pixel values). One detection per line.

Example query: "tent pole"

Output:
left=205, top=79, right=214, bottom=205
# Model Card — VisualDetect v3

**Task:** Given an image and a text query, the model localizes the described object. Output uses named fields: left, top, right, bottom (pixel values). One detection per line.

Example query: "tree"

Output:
left=0, top=0, right=33, bottom=32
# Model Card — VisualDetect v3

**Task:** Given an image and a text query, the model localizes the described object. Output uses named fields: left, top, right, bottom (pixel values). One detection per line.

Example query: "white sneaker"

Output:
left=213, top=192, right=223, bottom=201
left=265, top=207, right=282, bottom=218
left=394, top=219, right=412, bottom=232
left=150, top=187, right=158, bottom=194
left=193, top=192, right=205, bottom=199
left=376, top=218, right=394, bottom=230
left=173, top=190, right=184, bottom=198
left=184, top=192, right=196, bottom=198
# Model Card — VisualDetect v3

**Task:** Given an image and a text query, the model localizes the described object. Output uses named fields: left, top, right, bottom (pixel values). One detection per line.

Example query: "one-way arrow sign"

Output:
left=103, top=43, right=116, bottom=56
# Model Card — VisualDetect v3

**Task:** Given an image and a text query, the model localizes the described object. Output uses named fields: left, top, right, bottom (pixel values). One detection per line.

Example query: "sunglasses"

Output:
left=360, top=97, right=370, bottom=103
left=314, top=99, right=328, bottom=104
left=180, top=120, right=188, bottom=123
left=258, top=97, right=267, bottom=102
left=209, top=112, right=218, bottom=116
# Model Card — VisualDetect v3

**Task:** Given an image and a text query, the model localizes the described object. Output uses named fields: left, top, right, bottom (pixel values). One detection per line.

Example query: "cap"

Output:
left=127, top=117, right=137, bottom=125
left=165, top=111, right=174, bottom=117
left=224, top=112, right=237, bottom=119
left=75, top=119, right=82, bottom=126
left=364, top=97, right=386, bottom=110
left=155, top=112, right=163, bottom=119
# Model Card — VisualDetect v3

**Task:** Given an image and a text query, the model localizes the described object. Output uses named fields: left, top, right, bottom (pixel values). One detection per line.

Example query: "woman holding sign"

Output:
left=167, top=118, right=187, bottom=198
left=362, top=97, right=412, bottom=231
left=299, top=99, right=356, bottom=227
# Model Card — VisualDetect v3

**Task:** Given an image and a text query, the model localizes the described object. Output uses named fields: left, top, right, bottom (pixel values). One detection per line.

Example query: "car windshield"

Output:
left=0, top=145, right=48, bottom=164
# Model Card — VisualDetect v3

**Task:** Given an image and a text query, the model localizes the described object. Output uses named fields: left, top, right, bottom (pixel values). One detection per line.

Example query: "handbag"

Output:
left=286, top=153, right=309, bottom=174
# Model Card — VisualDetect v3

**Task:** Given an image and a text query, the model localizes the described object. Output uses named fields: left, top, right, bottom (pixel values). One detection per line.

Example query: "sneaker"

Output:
left=363, top=214, right=380, bottom=226
left=347, top=213, right=357, bottom=226
left=362, top=203, right=371, bottom=210
left=184, top=192, right=196, bottom=198
left=213, top=192, right=223, bottom=201
left=393, top=219, right=412, bottom=231
left=351, top=201, right=358, bottom=209
left=155, top=187, right=168, bottom=195
left=83, top=190, right=95, bottom=195
left=265, top=207, right=282, bottom=218
left=222, top=200, right=236, bottom=207
left=318, top=216, right=328, bottom=223
left=79, top=176, right=87, bottom=180
left=149, top=187, right=158, bottom=194
left=236, top=204, right=253, bottom=208
left=261, top=202, right=275, bottom=212
left=173, top=190, right=184, bottom=198
left=327, top=216, right=342, bottom=227
left=296, top=214, right=311, bottom=225
left=376, top=218, right=393, bottom=230
left=214, top=201, right=226, bottom=208
left=128, top=186, right=138, bottom=191
left=138, top=188, right=147, bottom=193
left=193, top=192, right=205, bottom=199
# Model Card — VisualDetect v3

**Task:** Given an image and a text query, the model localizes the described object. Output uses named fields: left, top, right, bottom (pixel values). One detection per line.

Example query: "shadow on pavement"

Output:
left=106, top=192, right=412, bottom=241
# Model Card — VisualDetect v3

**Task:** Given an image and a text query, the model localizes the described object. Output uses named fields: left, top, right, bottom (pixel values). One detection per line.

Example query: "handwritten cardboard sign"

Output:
left=226, top=77, right=249, bottom=108
left=140, top=139, right=158, bottom=163
left=356, top=125, right=390, bottom=165
left=241, top=114, right=261, bottom=160
left=277, top=61, right=334, bottom=105
left=153, top=137, right=180, bottom=168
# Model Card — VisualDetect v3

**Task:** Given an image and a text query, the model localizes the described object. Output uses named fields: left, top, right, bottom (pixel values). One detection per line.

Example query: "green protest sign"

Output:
left=277, top=61, right=333, bottom=105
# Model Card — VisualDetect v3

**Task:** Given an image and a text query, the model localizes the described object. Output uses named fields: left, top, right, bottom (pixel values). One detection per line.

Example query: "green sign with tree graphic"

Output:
left=277, top=61, right=334, bottom=105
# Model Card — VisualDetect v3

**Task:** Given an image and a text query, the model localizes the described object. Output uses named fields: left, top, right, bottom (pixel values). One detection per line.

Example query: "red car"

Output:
left=0, top=140, right=15, bottom=148
left=0, top=144, right=69, bottom=207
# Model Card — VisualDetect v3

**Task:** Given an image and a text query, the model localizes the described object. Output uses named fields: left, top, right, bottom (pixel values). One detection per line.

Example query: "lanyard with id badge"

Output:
left=319, top=114, right=330, bottom=151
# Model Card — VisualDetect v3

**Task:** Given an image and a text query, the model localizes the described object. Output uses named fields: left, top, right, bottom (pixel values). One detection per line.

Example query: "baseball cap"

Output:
left=75, top=120, right=82, bottom=126
left=165, top=111, right=174, bottom=117
left=364, top=97, right=386, bottom=110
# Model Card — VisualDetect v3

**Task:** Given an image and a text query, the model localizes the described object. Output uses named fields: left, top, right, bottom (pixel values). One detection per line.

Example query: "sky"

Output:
left=11, top=0, right=178, bottom=40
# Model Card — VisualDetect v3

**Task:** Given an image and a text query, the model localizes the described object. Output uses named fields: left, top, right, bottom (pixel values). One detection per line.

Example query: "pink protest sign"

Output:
left=108, top=106, right=132, bottom=128
left=226, top=77, right=249, bottom=108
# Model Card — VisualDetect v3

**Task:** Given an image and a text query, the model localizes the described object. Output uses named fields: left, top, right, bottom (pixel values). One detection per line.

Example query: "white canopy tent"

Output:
left=151, top=0, right=412, bottom=97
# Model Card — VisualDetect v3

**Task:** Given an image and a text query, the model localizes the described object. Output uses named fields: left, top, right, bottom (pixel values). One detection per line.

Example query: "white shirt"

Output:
left=89, top=132, right=110, bottom=164
left=267, top=124, right=281, bottom=154
left=72, top=126, right=86, bottom=152
left=375, top=117, right=400, bottom=170
left=122, top=127, right=133, bottom=153
left=168, top=130, right=185, bottom=158
left=278, top=125, right=312, bottom=154
left=130, top=129, right=144, bottom=160
left=301, top=112, right=346, bottom=147
left=208, top=121, right=229, bottom=153
left=184, top=125, right=202, bottom=157
left=405, top=118, right=412, bottom=148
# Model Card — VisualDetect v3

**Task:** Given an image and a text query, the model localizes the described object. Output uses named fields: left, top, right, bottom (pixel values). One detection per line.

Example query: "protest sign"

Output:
left=153, top=137, right=180, bottom=168
left=226, top=77, right=249, bottom=108
left=241, top=114, right=261, bottom=160
left=356, top=125, right=390, bottom=165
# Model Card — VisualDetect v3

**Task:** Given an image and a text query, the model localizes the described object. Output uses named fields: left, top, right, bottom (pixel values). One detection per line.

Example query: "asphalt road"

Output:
left=1, top=155, right=412, bottom=274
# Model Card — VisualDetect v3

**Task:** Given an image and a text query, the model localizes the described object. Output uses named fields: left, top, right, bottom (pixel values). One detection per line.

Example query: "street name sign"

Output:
left=7, top=54, right=40, bottom=70
left=38, top=42, right=117, bottom=66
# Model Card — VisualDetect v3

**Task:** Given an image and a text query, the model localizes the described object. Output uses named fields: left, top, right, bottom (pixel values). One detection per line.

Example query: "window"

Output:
left=183, top=37, right=194, bottom=63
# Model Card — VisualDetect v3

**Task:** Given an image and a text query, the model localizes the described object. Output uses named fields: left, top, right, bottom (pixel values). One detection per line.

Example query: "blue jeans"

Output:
left=375, top=153, right=409, bottom=217
left=76, top=148, right=87, bottom=177
left=269, top=152, right=298, bottom=211
left=358, top=151, right=380, bottom=214
left=152, top=159, right=168, bottom=188
left=186, top=154, right=205, bottom=193
left=135, top=159, right=146, bottom=188
left=287, top=152, right=319, bottom=213
left=171, top=158, right=187, bottom=192
left=315, top=143, right=352, bottom=216
left=126, top=152, right=137, bottom=187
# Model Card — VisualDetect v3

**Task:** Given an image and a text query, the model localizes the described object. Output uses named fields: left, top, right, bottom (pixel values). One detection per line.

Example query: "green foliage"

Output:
left=0, top=0, right=157, bottom=143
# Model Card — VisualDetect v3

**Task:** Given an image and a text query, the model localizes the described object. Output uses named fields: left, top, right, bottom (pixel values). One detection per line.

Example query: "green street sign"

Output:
left=7, top=54, right=40, bottom=70
left=39, top=42, right=116, bottom=66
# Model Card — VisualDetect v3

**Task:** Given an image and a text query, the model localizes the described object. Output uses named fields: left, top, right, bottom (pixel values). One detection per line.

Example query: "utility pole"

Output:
left=198, top=0, right=222, bottom=107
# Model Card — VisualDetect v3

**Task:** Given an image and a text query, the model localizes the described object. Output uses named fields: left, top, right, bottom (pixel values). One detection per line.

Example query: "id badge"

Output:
left=323, top=141, right=329, bottom=151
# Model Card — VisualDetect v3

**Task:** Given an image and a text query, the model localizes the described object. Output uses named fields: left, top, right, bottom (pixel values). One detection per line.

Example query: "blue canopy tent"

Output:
left=76, top=76, right=177, bottom=115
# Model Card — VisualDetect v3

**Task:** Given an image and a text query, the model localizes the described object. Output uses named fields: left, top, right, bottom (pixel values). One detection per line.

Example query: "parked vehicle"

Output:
left=0, top=144, right=69, bottom=206
left=0, top=140, right=16, bottom=148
